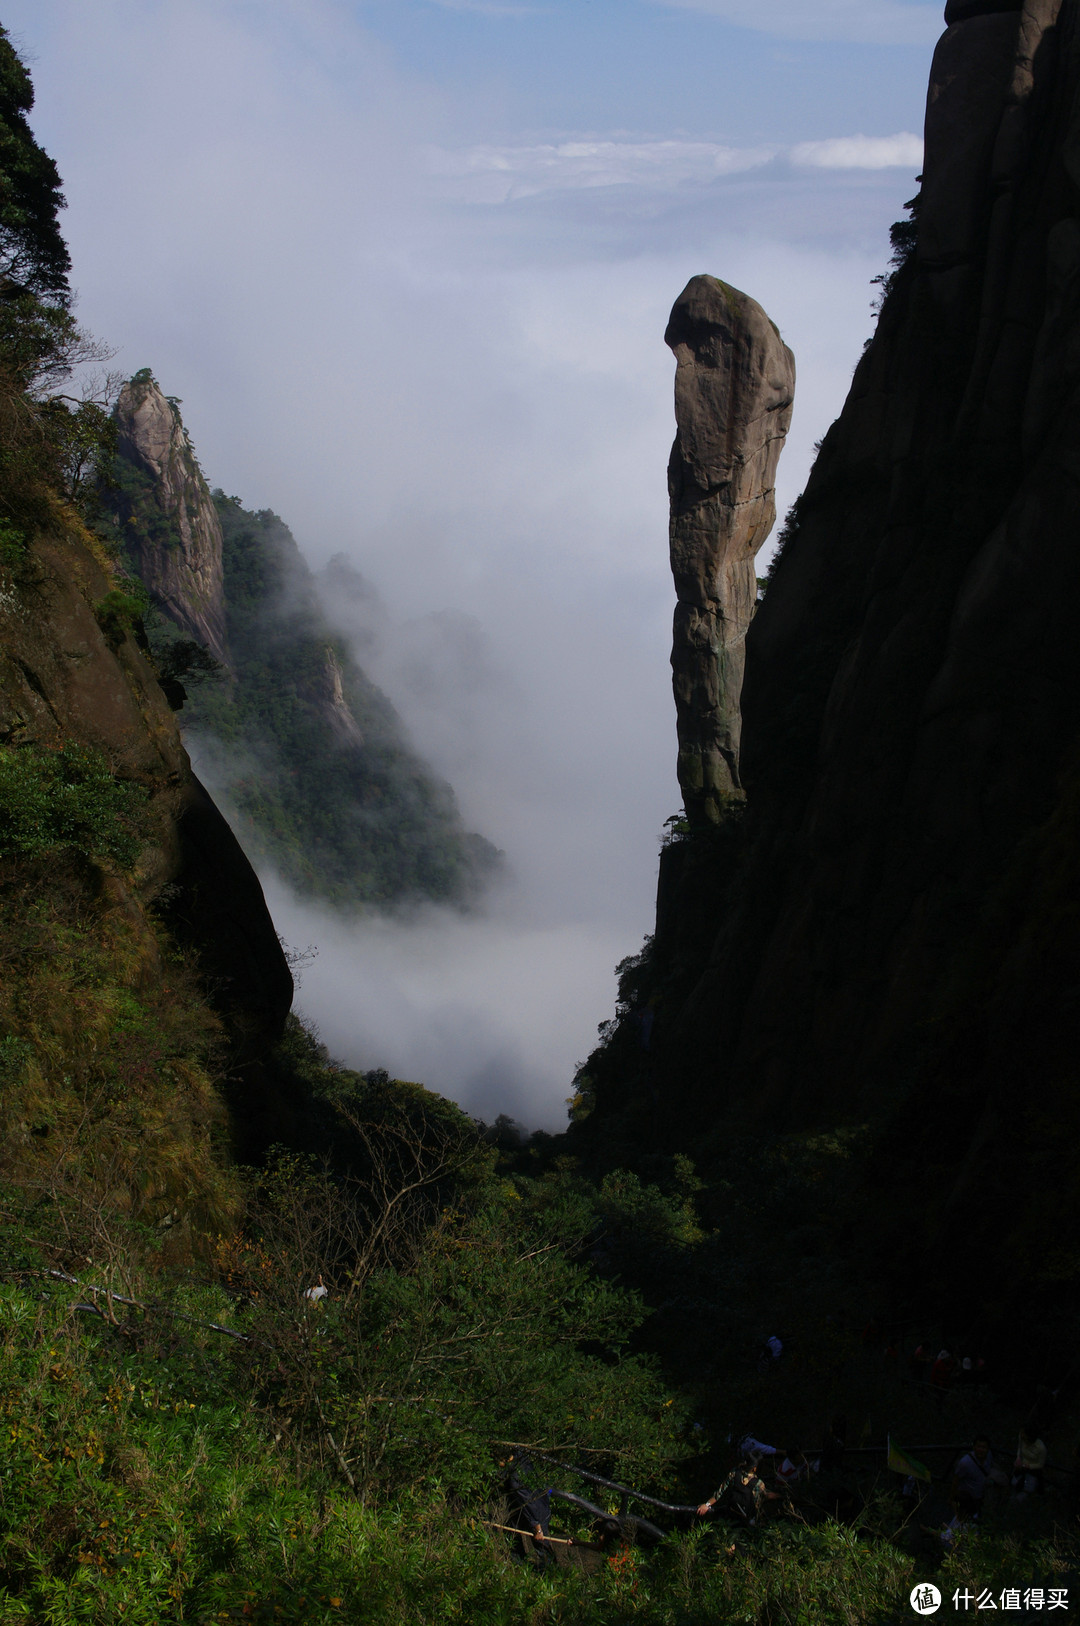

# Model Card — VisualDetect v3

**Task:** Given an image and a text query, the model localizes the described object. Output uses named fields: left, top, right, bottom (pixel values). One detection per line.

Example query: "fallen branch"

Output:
left=480, top=1521, right=575, bottom=1546
left=315, top=1396, right=357, bottom=1493
left=11, top=1267, right=253, bottom=1342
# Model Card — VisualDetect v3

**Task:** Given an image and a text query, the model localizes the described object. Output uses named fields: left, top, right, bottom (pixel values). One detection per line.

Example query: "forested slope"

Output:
left=102, top=375, right=499, bottom=912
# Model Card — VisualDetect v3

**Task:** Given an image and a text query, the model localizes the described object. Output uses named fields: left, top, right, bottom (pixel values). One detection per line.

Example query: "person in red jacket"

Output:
left=930, top=1349, right=956, bottom=1390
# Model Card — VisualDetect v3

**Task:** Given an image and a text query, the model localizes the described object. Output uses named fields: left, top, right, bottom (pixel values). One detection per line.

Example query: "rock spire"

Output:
left=665, top=276, right=794, bottom=825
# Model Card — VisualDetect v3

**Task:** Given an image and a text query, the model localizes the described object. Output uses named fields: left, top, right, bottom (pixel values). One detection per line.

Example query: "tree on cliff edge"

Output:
left=0, top=23, right=70, bottom=303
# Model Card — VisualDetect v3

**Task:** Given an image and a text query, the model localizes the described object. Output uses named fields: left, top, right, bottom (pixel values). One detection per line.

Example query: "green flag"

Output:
left=887, top=1436, right=931, bottom=1483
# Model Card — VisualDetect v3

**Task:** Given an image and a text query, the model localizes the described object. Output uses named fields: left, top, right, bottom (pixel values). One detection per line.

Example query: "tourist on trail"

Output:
left=1012, top=1427, right=1047, bottom=1497
left=698, top=1459, right=781, bottom=1526
left=950, top=1435, right=1005, bottom=1522
left=909, top=1345, right=932, bottom=1385
left=505, top=1455, right=555, bottom=1563
left=930, top=1349, right=955, bottom=1391
left=737, top=1433, right=778, bottom=1460
left=756, top=1334, right=783, bottom=1371
left=1028, top=1385, right=1057, bottom=1436
left=775, top=1446, right=810, bottom=1490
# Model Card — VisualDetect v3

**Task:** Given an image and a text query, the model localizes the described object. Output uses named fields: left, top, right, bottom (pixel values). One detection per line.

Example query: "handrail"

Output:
left=513, top=1446, right=700, bottom=1516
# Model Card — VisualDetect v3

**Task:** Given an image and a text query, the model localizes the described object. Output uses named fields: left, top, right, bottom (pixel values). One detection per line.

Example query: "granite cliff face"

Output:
left=112, top=373, right=230, bottom=666
left=585, top=0, right=1080, bottom=1321
left=666, top=277, right=794, bottom=823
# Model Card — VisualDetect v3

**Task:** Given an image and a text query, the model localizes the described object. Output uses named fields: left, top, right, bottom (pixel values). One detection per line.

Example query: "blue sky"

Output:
left=5, top=0, right=942, bottom=1124
left=352, top=0, right=939, bottom=139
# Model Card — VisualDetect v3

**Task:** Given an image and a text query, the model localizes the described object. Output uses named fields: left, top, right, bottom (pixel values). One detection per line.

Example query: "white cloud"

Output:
left=428, top=131, right=922, bottom=202
left=647, top=0, right=942, bottom=47
left=792, top=132, right=923, bottom=170
left=428, top=137, right=775, bottom=201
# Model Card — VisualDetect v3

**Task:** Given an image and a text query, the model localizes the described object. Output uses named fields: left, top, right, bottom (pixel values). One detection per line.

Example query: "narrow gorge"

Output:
left=0, top=5, right=1077, bottom=1617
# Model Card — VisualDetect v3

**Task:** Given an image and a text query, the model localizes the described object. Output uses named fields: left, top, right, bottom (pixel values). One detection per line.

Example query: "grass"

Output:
left=0, top=1193, right=1073, bottom=1626
left=0, top=1272, right=913, bottom=1625
left=0, top=838, right=239, bottom=1262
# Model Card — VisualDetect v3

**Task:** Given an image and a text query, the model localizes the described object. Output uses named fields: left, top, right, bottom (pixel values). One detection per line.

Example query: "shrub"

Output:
left=0, top=743, right=147, bottom=867
left=0, top=518, right=26, bottom=566
left=93, top=584, right=147, bottom=650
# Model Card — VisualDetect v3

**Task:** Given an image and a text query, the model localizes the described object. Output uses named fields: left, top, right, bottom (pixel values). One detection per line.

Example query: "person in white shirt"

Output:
left=1012, top=1427, right=1047, bottom=1496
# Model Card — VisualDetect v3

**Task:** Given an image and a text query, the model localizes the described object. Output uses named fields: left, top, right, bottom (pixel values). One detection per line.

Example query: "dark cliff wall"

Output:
left=0, top=515, right=292, bottom=1092
left=583, top=0, right=1080, bottom=1323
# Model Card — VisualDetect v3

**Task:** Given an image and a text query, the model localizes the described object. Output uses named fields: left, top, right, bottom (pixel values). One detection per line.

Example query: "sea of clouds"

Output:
left=10, top=0, right=930, bottom=1127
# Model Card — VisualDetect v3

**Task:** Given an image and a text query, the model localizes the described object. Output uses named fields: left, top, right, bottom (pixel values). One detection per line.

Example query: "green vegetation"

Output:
left=0, top=24, right=116, bottom=539
left=170, top=492, right=498, bottom=909
left=0, top=1261, right=926, bottom=1626
left=872, top=185, right=921, bottom=313
left=92, top=584, right=149, bottom=652
left=0, top=520, right=26, bottom=567
left=0, top=743, right=147, bottom=866
left=0, top=815, right=236, bottom=1254
left=0, top=25, right=70, bottom=300
left=0, top=1038, right=1073, bottom=1622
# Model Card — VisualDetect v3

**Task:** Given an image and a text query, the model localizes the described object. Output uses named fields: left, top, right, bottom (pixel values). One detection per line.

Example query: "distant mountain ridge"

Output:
left=104, top=373, right=500, bottom=911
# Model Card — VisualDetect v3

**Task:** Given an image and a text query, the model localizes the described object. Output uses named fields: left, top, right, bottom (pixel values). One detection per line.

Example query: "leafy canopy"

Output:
left=0, top=742, right=147, bottom=866
left=0, top=23, right=70, bottom=301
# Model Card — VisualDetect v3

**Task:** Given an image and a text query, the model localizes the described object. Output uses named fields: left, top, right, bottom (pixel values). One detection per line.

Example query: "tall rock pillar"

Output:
left=666, top=276, right=794, bottom=824
left=113, top=373, right=230, bottom=667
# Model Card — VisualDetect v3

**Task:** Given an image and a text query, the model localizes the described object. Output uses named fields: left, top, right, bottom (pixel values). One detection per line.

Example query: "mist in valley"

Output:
left=6, top=0, right=937, bottom=1128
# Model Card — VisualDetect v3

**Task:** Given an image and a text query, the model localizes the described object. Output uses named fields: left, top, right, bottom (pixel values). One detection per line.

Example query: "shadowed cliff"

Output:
left=579, top=0, right=1080, bottom=1330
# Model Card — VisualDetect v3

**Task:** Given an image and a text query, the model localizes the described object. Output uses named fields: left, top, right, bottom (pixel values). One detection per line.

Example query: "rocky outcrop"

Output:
left=666, top=278, right=794, bottom=824
left=0, top=520, right=291, bottom=1057
left=106, top=392, right=499, bottom=913
left=113, top=373, right=229, bottom=666
left=310, top=645, right=366, bottom=750
left=585, top=0, right=1080, bottom=1321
